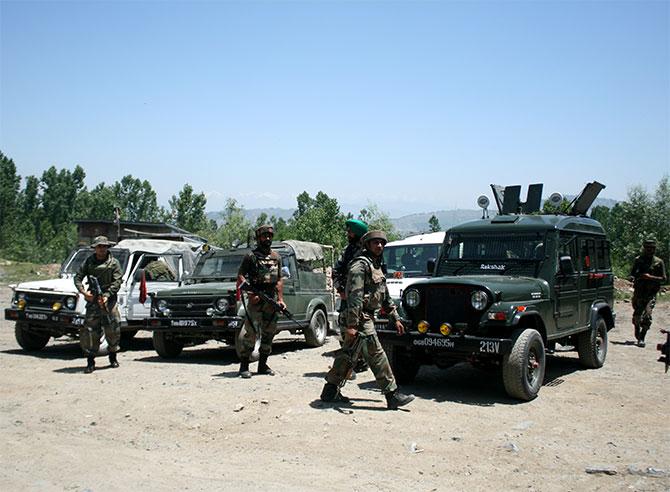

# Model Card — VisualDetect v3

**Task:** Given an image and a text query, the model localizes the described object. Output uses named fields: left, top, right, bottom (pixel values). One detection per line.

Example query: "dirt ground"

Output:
left=1, top=284, right=668, bottom=492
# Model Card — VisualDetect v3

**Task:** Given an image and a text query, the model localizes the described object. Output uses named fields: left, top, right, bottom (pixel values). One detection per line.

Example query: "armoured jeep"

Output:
left=145, top=240, right=335, bottom=359
left=5, top=239, right=202, bottom=351
left=376, top=182, right=615, bottom=400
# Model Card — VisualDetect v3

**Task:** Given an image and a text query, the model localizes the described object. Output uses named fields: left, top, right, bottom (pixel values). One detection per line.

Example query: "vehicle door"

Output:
left=553, top=233, right=579, bottom=331
left=279, top=253, right=303, bottom=320
left=126, top=253, right=184, bottom=321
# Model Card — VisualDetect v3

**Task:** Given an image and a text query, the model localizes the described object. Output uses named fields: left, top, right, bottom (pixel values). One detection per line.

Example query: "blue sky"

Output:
left=1, top=0, right=668, bottom=216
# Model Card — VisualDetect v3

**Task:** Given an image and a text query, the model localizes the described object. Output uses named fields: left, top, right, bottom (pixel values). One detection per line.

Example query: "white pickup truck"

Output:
left=5, top=238, right=203, bottom=351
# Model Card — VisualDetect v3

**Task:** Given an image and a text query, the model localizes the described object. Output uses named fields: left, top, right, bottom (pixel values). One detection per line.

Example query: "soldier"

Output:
left=237, top=225, right=286, bottom=378
left=333, top=219, right=368, bottom=374
left=74, top=236, right=123, bottom=373
left=320, top=230, right=415, bottom=410
left=630, top=238, right=667, bottom=347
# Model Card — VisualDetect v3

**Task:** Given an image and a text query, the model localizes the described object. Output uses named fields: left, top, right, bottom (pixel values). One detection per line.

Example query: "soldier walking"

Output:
left=320, top=230, right=415, bottom=410
left=333, top=219, right=368, bottom=374
left=237, top=225, right=286, bottom=378
left=630, top=238, right=667, bottom=347
left=74, top=236, right=123, bottom=373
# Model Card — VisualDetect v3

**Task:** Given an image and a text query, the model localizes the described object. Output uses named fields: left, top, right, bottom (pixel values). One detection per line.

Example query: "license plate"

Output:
left=171, top=319, right=197, bottom=327
left=26, top=313, right=49, bottom=321
left=228, top=319, right=239, bottom=329
left=412, top=337, right=455, bottom=349
left=72, top=318, right=85, bottom=326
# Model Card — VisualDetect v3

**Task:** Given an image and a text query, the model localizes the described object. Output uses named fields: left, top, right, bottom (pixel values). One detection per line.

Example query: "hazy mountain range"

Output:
left=207, top=197, right=619, bottom=236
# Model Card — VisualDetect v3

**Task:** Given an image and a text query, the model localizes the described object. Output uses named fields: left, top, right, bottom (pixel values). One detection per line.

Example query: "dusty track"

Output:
left=1, top=285, right=668, bottom=491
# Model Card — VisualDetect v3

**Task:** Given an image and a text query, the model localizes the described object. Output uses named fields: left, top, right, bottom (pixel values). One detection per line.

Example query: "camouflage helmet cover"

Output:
left=255, top=224, right=274, bottom=238
left=361, top=230, right=388, bottom=246
left=345, top=219, right=368, bottom=238
left=90, top=235, right=116, bottom=248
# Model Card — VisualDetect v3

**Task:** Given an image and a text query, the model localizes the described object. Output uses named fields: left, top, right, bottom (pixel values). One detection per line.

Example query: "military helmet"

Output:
left=361, top=230, right=388, bottom=246
left=90, top=235, right=116, bottom=248
left=643, top=237, right=657, bottom=247
left=345, top=219, right=368, bottom=239
left=255, top=224, right=274, bottom=238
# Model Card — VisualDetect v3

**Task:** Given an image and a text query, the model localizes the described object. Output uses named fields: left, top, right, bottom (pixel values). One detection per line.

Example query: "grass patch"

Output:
left=0, top=259, right=61, bottom=285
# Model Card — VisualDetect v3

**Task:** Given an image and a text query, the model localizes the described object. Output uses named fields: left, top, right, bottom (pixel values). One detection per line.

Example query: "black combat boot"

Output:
left=386, top=390, right=415, bottom=410
left=239, top=358, right=252, bottom=379
left=84, top=356, right=96, bottom=374
left=109, top=352, right=119, bottom=368
left=257, top=354, right=275, bottom=376
left=320, top=383, right=350, bottom=403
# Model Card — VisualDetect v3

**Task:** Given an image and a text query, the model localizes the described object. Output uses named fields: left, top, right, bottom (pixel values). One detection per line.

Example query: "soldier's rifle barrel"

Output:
left=239, top=280, right=309, bottom=330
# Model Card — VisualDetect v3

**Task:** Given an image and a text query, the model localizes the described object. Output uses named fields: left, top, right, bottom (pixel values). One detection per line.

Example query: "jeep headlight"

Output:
left=65, top=296, right=76, bottom=310
left=157, top=299, right=168, bottom=314
left=470, top=290, right=489, bottom=311
left=405, top=289, right=421, bottom=308
left=13, top=292, right=26, bottom=305
left=215, top=298, right=229, bottom=312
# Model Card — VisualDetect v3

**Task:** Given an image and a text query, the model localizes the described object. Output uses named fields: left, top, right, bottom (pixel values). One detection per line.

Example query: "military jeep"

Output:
left=376, top=182, right=615, bottom=401
left=145, top=240, right=335, bottom=359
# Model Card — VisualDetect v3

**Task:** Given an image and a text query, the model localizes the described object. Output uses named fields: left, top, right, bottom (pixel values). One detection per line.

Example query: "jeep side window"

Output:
left=596, top=239, right=611, bottom=271
left=580, top=238, right=596, bottom=271
left=558, top=234, right=577, bottom=273
left=282, top=255, right=297, bottom=280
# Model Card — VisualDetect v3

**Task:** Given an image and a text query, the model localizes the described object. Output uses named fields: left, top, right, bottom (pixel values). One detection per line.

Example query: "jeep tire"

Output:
left=502, top=328, right=546, bottom=401
left=386, top=343, right=420, bottom=384
left=304, top=309, right=328, bottom=347
left=577, top=315, right=608, bottom=368
left=14, top=322, right=50, bottom=351
left=152, top=331, right=184, bottom=359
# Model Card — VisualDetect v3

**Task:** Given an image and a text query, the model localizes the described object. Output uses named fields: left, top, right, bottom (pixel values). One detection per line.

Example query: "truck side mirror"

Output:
left=559, top=256, right=574, bottom=276
left=427, top=259, right=436, bottom=274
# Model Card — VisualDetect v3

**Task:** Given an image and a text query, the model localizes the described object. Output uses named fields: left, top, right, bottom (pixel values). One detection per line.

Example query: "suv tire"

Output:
left=152, top=331, right=184, bottom=358
left=386, top=343, right=420, bottom=384
left=15, top=322, right=50, bottom=351
left=304, top=309, right=328, bottom=347
left=502, top=328, right=546, bottom=401
left=577, top=315, right=608, bottom=368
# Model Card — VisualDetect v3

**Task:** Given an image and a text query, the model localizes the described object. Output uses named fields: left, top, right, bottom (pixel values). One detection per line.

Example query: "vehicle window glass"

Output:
left=384, top=244, right=441, bottom=277
left=580, top=238, right=596, bottom=271
left=297, top=258, right=327, bottom=290
left=282, top=255, right=297, bottom=281
left=190, top=254, right=244, bottom=282
left=62, top=248, right=130, bottom=275
left=557, top=233, right=577, bottom=273
left=596, top=239, right=611, bottom=270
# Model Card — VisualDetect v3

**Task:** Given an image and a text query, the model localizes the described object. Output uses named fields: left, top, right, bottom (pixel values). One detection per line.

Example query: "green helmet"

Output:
left=361, top=230, right=388, bottom=246
left=345, top=219, right=368, bottom=239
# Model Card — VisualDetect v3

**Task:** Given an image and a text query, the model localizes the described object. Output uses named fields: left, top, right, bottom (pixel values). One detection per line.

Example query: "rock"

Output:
left=409, top=442, right=424, bottom=454
left=502, top=442, right=519, bottom=453
left=451, top=436, right=462, bottom=442
left=260, top=399, right=269, bottom=405
left=585, top=466, right=617, bottom=475
left=233, top=404, right=244, bottom=412
left=627, top=465, right=668, bottom=477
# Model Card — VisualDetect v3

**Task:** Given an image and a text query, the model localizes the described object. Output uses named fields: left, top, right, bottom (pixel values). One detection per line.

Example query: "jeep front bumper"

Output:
left=5, top=308, right=86, bottom=328
left=144, top=316, right=243, bottom=332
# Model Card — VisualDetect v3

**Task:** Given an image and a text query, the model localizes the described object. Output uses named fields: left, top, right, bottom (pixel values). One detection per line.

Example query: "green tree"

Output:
left=428, top=215, right=441, bottom=232
left=167, top=184, right=208, bottom=233
left=213, top=198, right=253, bottom=248
left=358, top=203, right=400, bottom=241
left=110, top=175, right=162, bottom=222
left=0, top=152, right=20, bottom=250
left=291, top=191, right=347, bottom=249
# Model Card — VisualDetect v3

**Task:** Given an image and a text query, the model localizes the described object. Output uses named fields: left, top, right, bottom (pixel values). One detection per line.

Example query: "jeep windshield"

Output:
left=187, top=253, right=244, bottom=284
left=437, top=233, right=545, bottom=277
left=384, top=244, right=441, bottom=278
left=60, top=248, right=130, bottom=276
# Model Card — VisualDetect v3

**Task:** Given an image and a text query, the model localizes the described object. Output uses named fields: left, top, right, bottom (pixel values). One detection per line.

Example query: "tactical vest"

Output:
left=249, top=250, right=281, bottom=292
left=352, top=255, right=387, bottom=312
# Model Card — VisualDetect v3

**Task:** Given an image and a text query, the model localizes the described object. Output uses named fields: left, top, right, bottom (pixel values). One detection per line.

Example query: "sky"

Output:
left=1, top=0, right=668, bottom=217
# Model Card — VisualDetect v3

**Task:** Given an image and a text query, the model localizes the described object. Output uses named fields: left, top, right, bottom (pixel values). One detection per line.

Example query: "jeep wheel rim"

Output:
left=527, top=349, right=541, bottom=386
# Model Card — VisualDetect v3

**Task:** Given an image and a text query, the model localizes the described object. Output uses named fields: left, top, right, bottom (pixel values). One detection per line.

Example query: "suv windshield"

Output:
left=188, top=253, right=245, bottom=283
left=438, top=233, right=545, bottom=276
left=61, top=248, right=130, bottom=276
left=384, top=244, right=441, bottom=277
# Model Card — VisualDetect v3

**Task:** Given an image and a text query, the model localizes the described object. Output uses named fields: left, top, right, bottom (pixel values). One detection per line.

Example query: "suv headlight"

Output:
left=215, top=298, right=229, bottom=312
left=471, top=290, right=489, bottom=311
left=405, top=289, right=421, bottom=308
left=65, top=297, right=76, bottom=310
left=157, top=299, right=168, bottom=313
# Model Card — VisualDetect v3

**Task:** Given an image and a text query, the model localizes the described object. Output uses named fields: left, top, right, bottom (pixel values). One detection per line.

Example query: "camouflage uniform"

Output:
left=326, top=251, right=400, bottom=394
left=630, top=246, right=667, bottom=343
left=333, top=241, right=362, bottom=337
left=237, top=243, right=282, bottom=359
left=74, top=250, right=123, bottom=356
left=144, top=260, right=175, bottom=281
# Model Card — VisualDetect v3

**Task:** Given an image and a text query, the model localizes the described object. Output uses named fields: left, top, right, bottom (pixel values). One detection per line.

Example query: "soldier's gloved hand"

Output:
left=277, top=300, right=287, bottom=311
left=345, top=326, right=358, bottom=343
left=83, top=291, right=94, bottom=303
left=395, top=320, right=405, bottom=335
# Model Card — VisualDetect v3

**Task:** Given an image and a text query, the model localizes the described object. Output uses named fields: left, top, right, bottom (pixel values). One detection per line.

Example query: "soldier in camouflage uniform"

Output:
left=321, top=230, right=415, bottom=410
left=237, top=225, right=286, bottom=378
left=333, top=219, right=368, bottom=374
left=144, top=259, right=176, bottom=281
left=74, top=236, right=123, bottom=373
left=630, top=238, right=667, bottom=347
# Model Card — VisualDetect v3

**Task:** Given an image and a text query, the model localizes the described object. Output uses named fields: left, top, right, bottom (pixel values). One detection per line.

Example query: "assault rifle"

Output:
left=238, top=280, right=309, bottom=331
left=87, top=275, right=113, bottom=325
left=658, top=329, right=670, bottom=374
